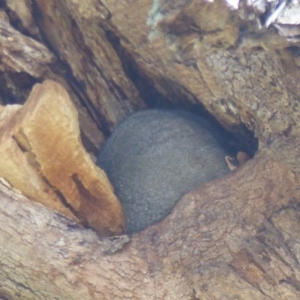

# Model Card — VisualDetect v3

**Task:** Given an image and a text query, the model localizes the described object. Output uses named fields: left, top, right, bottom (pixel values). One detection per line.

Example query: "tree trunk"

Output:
left=0, top=0, right=300, bottom=299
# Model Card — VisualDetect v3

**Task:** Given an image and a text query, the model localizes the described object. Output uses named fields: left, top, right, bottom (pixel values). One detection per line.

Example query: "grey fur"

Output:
left=97, top=110, right=229, bottom=233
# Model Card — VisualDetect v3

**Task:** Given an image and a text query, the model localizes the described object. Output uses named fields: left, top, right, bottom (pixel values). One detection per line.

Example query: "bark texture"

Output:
left=1, top=154, right=300, bottom=300
left=0, top=0, right=300, bottom=299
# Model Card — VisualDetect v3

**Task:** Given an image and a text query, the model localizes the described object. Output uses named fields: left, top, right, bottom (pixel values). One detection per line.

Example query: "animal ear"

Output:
left=225, top=152, right=250, bottom=171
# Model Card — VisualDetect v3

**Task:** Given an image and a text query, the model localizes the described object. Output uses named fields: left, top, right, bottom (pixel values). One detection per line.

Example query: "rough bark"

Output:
left=0, top=0, right=300, bottom=299
left=1, top=153, right=300, bottom=299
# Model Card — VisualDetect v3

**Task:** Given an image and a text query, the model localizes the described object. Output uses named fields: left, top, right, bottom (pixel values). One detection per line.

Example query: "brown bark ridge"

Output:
left=0, top=0, right=300, bottom=299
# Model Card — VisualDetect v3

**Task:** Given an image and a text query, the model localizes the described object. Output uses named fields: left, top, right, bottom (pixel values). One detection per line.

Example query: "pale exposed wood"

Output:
left=0, top=101, right=73, bottom=220
left=0, top=80, right=124, bottom=236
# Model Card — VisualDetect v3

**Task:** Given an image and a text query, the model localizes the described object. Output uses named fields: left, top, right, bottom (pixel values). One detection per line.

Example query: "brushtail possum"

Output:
left=97, top=110, right=230, bottom=233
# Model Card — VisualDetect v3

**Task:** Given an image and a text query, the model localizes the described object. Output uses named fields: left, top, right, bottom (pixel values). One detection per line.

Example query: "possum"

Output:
left=97, top=110, right=230, bottom=233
